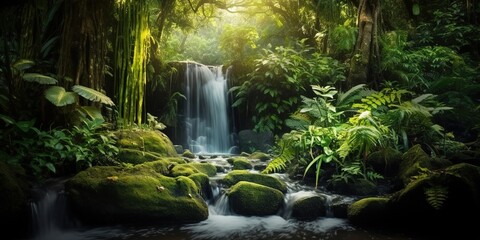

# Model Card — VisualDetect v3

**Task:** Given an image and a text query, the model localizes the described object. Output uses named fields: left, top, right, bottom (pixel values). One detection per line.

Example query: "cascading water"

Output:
left=183, top=62, right=234, bottom=154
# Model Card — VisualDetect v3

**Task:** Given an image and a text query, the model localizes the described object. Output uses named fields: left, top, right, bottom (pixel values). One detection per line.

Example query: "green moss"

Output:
left=249, top=151, right=270, bottom=161
left=228, top=181, right=284, bottom=216
left=170, top=162, right=216, bottom=177
left=347, top=197, right=390, bottom=226
left=366, top=147, right=402, bottom=177
left=227, top=156, right=247, bottom=164
left=65, top=164, right=208, bottom=224
left=232, top=158, right=253, bottom=170
left=114, top=129, right=178, bottom=159
left=117, top=148, right=163, bottom=164
left=221, top=170, right=287, bottom=193
left=189, top=162, right=217, bottom=177
left=189, top=173, right=213, bottom=199
left=182, top=149, right=195, bottom=158
left=291, top=195, right=326, bottom=220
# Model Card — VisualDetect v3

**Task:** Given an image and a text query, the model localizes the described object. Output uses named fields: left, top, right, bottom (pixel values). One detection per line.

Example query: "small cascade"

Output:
left=30, top=182, right=77, bottom=240
left=210, top=194, right=232, bottom=215
left=183, top=62, right=234, bottom=154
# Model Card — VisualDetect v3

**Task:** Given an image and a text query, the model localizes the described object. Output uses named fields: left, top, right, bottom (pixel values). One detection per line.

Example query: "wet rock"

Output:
left=248, top=151, right=270, bottom=161
left=170, top=162, right=217, bottom=177
left=291, top=195, right=327, bottom=220
left=221, top=170, right=287, bottom=193
left=66, top=162, right=208, bottom=224
left=238, top=129, right=274, bottom=153
left=228, top=181, right=284, bottom=216
left=182, top=149, right=196, bottom=159
left=114, top=129, right=178, bottom=164
left=366, top=147, right=402, bottom=177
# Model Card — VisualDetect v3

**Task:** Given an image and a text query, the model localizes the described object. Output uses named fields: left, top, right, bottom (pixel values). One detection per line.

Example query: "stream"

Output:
left=26, top=156, right=424, bottom=240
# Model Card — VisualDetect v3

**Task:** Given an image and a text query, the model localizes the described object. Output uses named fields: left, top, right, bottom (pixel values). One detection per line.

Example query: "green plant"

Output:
left=231, top=42, right=346, bottom=133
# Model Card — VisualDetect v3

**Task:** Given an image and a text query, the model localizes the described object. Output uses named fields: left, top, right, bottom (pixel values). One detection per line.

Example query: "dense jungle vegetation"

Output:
left=0, top=0, right=479, bottom=193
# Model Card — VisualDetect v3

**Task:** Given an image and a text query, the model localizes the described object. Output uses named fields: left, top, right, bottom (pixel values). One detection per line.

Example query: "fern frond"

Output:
left=72, top=85, right=115, bottom=106
left=262, top=139, right=296, bottom=174
left=424, top=185, right=448, bottom=210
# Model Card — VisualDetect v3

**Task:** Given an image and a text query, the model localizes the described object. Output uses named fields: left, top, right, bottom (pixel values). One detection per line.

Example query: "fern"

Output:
left=72, top=85, right=115, bottom=106
left=424, top=185, right=448, bottom=210
left=262, top=138, right=296, bottom=174
left=352, top=88, right=411, bottom=111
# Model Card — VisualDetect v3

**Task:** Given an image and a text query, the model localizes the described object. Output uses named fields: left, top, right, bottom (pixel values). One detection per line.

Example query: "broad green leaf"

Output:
left=44, top=86, right=78, bottom=107
left=12, top=59, right=34, bottom=72
left=23, top=73, right=57, bottom=84
left=15, top=120, right=35, bottom=132
left=72, top=85, right=115, bottom=106
left=78, top=106, right=104, bottom=122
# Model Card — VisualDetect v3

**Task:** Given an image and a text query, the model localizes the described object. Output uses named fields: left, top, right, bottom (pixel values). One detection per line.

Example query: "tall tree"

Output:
left=348, top=0, right=381, bottom=88
left=57, top=0, right=113, bottom=91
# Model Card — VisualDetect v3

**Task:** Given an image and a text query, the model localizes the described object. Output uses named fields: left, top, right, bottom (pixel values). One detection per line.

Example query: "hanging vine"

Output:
left=114, top=0, right=150, bottom=126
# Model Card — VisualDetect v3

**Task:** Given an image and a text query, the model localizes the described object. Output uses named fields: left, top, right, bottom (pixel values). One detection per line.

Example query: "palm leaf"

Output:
left=78, top=106, right=105, bottom=122
left=12, top=59, right=35, bottom=72
left=23, top=73, right=58, bottom=85
left=44, top=86, right=78, bottom=106
left=72, top=85, right=115, bottom=106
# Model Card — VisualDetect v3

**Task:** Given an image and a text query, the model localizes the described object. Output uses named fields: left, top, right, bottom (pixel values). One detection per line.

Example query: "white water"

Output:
left=184, top=62, right=233, bottom=154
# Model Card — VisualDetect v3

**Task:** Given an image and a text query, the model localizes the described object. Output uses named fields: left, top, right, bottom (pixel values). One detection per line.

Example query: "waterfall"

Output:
left=183, top=62, right=233, bottom=154
left=30, top=182, right=77, bottom=240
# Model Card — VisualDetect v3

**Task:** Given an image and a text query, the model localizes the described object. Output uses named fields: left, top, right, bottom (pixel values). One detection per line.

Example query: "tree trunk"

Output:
left=57, top=0, right=112, bottom=91
left=348, top=0, right=380, bottom=88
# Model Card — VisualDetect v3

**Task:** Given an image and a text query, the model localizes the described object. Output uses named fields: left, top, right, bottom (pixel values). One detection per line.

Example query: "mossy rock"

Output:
left=136, top=158, right=186, bottom=175
left=114, top=129, right=178, bottom=164
left=232, top=158, right=253, bottom=170
left=291, top=195, right=327, bottom=220
left=182, top=149, right=195, bottom=159
left=389, top=163, right=480, bottom=227
left=228, top=181, right=284, bottom=216
left=170, top=162, right=217, bottom=177
left=347, top=197, right=390, bottom=226
left=221, top=170, right=287, bottom=193
left=65, top=164, right=208, bottom=224
left=248, top=151, right=270, bottom=161
left=117, top=149, right=163, bottom=164
left=0, top=161, right=29, bottom=237
left=227, top=156, right=247, bottom=165
left=366, top=147, right=402, bottom=177
left=398, top=144, right=452, bottom=185
left=189, top=173, right=213, bottom=200
left=328, top=178, right=377, bottom=196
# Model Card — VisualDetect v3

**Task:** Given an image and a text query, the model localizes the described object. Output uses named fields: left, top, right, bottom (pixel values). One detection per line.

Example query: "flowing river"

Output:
left=27, top=156, right=424, bottom=240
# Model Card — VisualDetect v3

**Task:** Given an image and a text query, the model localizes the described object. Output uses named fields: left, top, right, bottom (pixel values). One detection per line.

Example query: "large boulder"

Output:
left=347, top=163, right=480, bottom=236
left=228, top=181, right=284, bottom=216
left=114, top=129, right=178, bottom=164
left=398, top=144, right=452, bottom=185
left=290, top=193, right=327, bottom=220
left=65, top=161, right=208, bottom=224
left=366, top=147, right=402, bottom=177
left=221, top=170, right=287, bottom=193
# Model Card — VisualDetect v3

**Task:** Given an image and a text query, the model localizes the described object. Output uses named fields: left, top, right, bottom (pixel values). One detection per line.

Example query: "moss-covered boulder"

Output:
left=347, top=197, right=390, bottom=226
left=328, top=178, right=377, bottom=196
left=398, top=144, right=452, bottom=185
left=366, top=147, right=402, bottom=177
left=221, top=170, right=287, bottom=193
left=0, top=162, right=29, bottom=237
left=114, top=129, right=178, bottom=164
left=232, top=158, right=253, bottom=170
left=182, top=149, right=195, bottom=159
left=65, top=163, right=208, bottom=224
left=170, top=162, right=217, bottom=177
left=348, top=163, right=480, bottom=235
left=189, top=173, right=213, bottom=200
left=291, top=194, right=327, bottom=220
left=389, top=163, right=480, bottom=229
left=248, top=151, right=270, bottom=161
left=228, top=181, right=284, bottom=216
